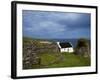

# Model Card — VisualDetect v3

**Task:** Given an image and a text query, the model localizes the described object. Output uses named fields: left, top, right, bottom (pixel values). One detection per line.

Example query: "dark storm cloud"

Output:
left=23, top=10, right=90, bottom=39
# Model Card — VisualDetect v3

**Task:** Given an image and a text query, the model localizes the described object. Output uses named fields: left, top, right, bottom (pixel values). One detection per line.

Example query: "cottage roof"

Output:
left=59, top=42, right=72, bottom=48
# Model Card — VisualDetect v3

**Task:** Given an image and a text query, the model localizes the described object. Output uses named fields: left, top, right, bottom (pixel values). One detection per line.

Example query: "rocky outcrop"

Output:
left=74, top=39, right=90, bottom=57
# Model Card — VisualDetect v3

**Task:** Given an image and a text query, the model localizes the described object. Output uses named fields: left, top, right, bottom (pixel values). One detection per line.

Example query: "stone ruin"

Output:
left=23, top=44, right=41, bottom=69
left=74, top=39, right=90, bottom=57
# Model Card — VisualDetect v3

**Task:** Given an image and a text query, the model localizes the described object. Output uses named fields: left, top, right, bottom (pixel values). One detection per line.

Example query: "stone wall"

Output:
left=23, top=40, right=59, bottom=69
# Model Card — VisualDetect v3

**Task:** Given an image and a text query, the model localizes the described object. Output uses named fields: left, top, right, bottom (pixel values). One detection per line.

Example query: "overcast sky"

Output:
left=23, top=10, right=90, bottom=39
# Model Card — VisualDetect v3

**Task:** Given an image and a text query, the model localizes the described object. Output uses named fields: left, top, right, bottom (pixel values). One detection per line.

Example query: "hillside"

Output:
left=23, top=37, right=90, bottom=69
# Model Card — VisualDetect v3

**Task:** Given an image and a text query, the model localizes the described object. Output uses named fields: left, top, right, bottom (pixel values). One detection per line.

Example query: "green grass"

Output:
left=40, top=53, right=57, bottom=65
left=32, top=52, right=90, bottom=69
left=52, top=53, right=90, bottom=67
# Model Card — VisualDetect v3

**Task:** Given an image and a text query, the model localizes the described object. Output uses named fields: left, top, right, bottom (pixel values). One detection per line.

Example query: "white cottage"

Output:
left=57, top=42, right=74, bottom=53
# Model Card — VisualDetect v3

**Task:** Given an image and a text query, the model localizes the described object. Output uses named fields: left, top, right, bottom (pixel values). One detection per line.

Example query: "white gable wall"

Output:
left=57, top=42, right=61, bottom=48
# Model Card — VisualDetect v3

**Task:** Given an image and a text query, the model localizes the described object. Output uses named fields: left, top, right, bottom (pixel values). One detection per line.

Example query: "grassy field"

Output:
left=23, top=37, right=90, bottom=69
left=31, top=52, right=90, bottom=69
